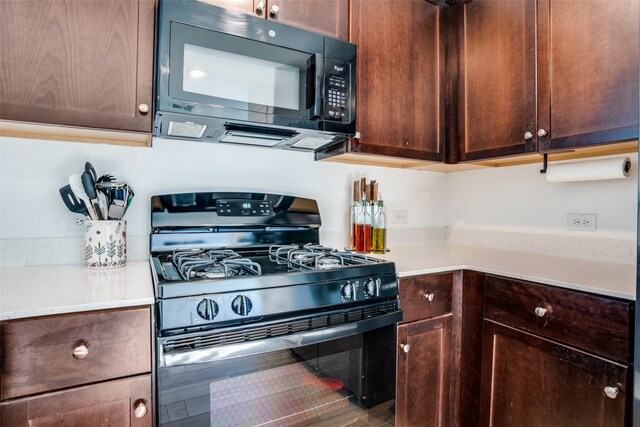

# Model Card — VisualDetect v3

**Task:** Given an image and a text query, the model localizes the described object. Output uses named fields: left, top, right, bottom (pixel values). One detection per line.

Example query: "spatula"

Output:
left=59, top=185, right=90, bottom=217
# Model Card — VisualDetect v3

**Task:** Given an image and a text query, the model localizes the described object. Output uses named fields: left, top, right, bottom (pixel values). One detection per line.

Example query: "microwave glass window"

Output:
left=183, top=44, right=300, bottom=110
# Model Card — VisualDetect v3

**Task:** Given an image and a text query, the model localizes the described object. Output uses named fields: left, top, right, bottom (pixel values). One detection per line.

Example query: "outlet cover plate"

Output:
left=566, top=213, right=597, bottom=231
left=391, top=210, right=408, bottom=225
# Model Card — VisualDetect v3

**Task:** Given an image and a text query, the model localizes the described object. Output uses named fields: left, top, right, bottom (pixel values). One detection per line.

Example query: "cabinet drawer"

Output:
left=399, top=273, right=453, bottom=323
left=0, top=374, right=152, bottom=427
left=484, top=275, right=631, bottom=362
left=0, top=307, right=151, bottom=400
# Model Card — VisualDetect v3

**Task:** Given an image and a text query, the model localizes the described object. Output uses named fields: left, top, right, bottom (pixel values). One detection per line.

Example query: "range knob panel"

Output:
left=196, top=298, right=219, bottom=321
left=364, top=278, right=382, bottom=298
left=340, top=282, right=355, bottom=300
left=231, top=295, right=253, bottom=316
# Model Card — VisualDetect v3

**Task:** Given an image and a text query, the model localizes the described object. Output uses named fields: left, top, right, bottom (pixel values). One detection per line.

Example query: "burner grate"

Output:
left=268, top=243, right=375, bottom=271
left=171, top=249, right=262, bottom=280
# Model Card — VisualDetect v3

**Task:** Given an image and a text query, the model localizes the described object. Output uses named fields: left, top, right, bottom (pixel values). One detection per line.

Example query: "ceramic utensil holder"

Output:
left=84, top=220, right=126, bottom=269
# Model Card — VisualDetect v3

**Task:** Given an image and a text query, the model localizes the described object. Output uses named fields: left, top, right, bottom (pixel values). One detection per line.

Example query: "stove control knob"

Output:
left=196, top=298, right=219, bottom=321
left=231, top=295, right=253, bottom=316
left=364, top=278, right=380, bottom=298
left=340, top=282, right=355, bottom=300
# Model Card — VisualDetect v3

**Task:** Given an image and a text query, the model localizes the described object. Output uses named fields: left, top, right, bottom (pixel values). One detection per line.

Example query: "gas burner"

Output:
left=268, top=244, right=373, bottom=271
left=171, top=249, right=261, bottom=280
left=316, top=257, right=342, bottom=270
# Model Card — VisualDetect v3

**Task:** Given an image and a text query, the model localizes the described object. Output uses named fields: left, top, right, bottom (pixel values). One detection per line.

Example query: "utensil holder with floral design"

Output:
left=84, top=220, right=126, bottom=269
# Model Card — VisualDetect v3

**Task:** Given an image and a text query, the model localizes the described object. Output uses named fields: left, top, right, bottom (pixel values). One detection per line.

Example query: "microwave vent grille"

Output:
left=168, top=121, right=207, bottom=139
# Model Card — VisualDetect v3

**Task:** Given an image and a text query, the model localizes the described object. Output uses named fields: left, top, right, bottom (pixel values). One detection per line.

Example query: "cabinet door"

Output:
left=350, top=0, right=445, bottom=161
left=457, top=0, right=537, bottom=161
left=0, top=375, right=152, bottom=427
left=480, top=321, right=628, bottom=426
left=196, top=0, right=258, bottom=15
left=537, top=0, right=639, bottom=151
left=397, top=315, right=452, bottom=427
left=0, top=0, right=154, bottom=133
left=269, top=0, right=348, bottom=40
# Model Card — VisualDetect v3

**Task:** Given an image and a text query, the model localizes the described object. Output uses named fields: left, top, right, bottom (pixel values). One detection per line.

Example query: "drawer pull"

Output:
left=534, top=307, right=547, bottom=318
left=399, top=343, right=410, bottom=353
left=604, top=386, right=619, bottom=399
left=134, top=401, right=148, bottom=418
left=72, top=344, right=89, bottom=360
left=423, top=293, right=435, bottom=302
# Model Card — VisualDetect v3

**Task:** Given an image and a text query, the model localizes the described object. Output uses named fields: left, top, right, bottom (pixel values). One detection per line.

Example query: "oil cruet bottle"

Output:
left=355, top=181, right=371, bottom=254
left=372, top=199, right=387, bottom=254
left=348, top=180, right=359, bottom=250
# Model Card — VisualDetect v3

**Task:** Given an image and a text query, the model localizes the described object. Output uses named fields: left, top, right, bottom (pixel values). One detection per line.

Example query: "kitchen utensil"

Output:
left=70, top=173, right=98, bottom=220
left=108, top=200, right=126, bottom=220
left=85, top=162, right=98, bottom=182
left=59, top=185, right=90, bottom=217
left=81, top=172, right=103, bottom=220
left=124, top=185, right=134, bottom=215
left=97, top=174, right=116, bottom=183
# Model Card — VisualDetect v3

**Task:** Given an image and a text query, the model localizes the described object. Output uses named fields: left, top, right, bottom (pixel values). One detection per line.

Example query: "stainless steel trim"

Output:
left=158, top=309, right=402, bottom=367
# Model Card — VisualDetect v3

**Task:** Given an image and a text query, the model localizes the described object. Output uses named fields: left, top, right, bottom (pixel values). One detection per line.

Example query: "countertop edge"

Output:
left=0, top=297, right=155, bottom=321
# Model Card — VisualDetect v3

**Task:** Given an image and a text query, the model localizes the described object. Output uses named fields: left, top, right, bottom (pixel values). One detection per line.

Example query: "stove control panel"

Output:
left=216, top=200, right=274, bottom=217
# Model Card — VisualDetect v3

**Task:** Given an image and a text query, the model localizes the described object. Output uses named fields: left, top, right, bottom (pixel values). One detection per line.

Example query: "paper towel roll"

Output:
left=545, top=156, right=631, bottom=183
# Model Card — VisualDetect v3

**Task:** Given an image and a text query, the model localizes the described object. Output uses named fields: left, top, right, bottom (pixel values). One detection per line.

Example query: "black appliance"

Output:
left=151, top=192, right=400, bottom=426
left=155, top=1, right=356, bottom=151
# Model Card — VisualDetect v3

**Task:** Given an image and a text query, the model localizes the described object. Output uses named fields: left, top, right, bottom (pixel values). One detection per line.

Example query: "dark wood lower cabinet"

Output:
left=397, top=315, right=452, bottom=427
left=0, top=374, right=152, bottom=427
left=480, top=321, right=628, bottom=427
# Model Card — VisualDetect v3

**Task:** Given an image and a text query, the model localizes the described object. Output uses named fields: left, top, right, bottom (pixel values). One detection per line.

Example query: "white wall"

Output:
left=0, top=136, right=449, bottom=244
left=447, top=154, right=639, bottom=239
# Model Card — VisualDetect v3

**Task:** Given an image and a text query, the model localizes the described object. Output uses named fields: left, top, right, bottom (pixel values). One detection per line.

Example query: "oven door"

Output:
left=156, top=306, right=401, bottom=426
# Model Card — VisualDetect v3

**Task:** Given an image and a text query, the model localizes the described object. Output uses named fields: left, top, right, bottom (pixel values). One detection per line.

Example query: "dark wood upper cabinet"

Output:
left=537, top=0, right=639, bottom=151
left=270, top=0, right=348, bottom=40
left=346, top=0, right=446, bottom=161
left=480, top=321, right=628, bottom=426
left=397, top=315, right=452, bottom=427
left=201, top=0, right=348, bottom=40
left=0, top=0, right=155, bottom=133
left=457, top=0, right=537, bottom=162
left=458, top=0, right=639, bottom=162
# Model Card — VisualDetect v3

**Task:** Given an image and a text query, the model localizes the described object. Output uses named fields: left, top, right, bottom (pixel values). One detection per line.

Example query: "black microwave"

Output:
left=155, top=0, right=356, bottom=151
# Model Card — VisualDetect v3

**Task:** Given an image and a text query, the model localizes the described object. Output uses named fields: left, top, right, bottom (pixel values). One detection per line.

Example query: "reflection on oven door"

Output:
left=157, top=339, right=395, bottom=426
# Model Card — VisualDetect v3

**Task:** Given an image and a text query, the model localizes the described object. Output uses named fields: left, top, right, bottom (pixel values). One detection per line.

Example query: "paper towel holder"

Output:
left=539, top=154, right=548, bottom=174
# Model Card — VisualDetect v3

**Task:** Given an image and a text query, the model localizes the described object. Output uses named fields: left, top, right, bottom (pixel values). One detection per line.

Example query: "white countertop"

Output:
left=0, top=244, right=635, bottom=321
left=377, top=244, right=636, bottom=300
left=0, top=261, right=155, bottom=320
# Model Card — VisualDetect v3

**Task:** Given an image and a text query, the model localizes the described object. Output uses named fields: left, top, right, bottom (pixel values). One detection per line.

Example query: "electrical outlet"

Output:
left=566, top=213, right=597, bottom=231
left=73, top=216, right=85, bottom=226
left=391, top=210, right=408, bottom=224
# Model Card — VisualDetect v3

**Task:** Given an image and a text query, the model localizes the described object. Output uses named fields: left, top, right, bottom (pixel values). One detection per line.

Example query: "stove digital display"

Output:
left=216, top=200, right=274, bottom=216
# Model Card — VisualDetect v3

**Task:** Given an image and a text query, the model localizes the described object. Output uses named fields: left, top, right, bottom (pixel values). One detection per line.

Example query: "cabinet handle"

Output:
left=604, top=386, right=619, bottom=399
left=270, top=4, right=279, bottom=17
left=255, top=0, right=265, bottom=14
left=534, top=306, right=547, bottom=318
left=399, top=343, right=410, bottom=353
left=72, top=343, right=89, bottom=360
left=138, top=103, right=150, bottom=114
left=134, top=401, right=148, bottom=418
left=537, top=129, right=548, bottom=137
left=524, top=131, right=534, bottom=140
left=423, top=293, right=435, bottom=302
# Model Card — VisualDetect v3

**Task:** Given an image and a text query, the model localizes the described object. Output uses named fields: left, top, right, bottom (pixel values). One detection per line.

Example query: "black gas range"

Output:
left=150, top=192, right=400, bottom=426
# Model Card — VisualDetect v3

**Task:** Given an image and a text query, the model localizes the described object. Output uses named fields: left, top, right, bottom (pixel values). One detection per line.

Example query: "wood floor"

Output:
left=158, top=350, right=395, bottom=427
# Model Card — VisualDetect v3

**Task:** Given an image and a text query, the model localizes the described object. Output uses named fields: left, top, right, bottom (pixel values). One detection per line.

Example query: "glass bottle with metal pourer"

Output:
left=372, top=200, right=387, bottom=254
left=348, top=180, right=359, bottom=250
left=355, top=199, right=371, bottom=254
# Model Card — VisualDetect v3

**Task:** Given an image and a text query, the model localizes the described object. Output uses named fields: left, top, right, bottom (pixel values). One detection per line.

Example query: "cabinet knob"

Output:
left=134, top=401, right=148, bottom=418
left=604, top=386, right=619, bottom=399
left=534, top=306, right=547, bottom=318
left=537, top=128, right=548, bottom=137
left=138, top=103, right=150, bottom=114
left=72, top=343, right=89, bottom=360
left=270, top=4, right=279, bottom=17
left=423, top=293, right=435, bottom=302
left=524, top=131, right=534, bottom=140
left=399, top=343, right=410, bottom=353
left=255, top=0, right=265, bottom=14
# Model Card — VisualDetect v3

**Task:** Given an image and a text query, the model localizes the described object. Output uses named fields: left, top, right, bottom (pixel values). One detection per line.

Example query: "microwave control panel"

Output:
left=324, top=60, right=351, bottom=122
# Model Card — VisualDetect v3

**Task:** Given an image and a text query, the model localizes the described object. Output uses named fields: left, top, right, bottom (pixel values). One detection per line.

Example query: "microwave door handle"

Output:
left=312, top=53, right=324, bottom=118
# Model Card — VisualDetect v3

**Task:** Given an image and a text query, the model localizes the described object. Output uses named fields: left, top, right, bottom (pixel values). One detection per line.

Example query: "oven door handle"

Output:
left=158, top=310, right=403, bottom=367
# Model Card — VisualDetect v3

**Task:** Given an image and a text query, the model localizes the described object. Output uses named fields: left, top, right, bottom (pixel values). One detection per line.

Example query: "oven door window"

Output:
left=157, top=334, right=395, bottom=426
left=169, top=22, right=319, bottom=123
